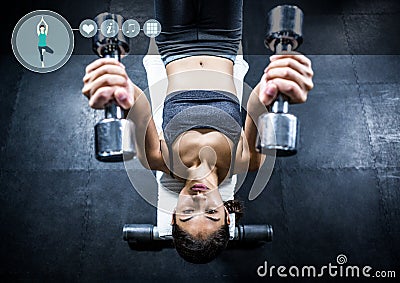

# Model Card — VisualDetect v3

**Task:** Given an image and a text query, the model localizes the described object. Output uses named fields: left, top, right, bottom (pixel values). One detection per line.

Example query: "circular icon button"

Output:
left=79, top=19, right=98, bottom=38
left=122, top=19, right=140, bottom=38
left=143, top=19, right=161, bottom=38
left=11, top=10, right=74, bottom=73
left=100, top=19, right=119, bottom=38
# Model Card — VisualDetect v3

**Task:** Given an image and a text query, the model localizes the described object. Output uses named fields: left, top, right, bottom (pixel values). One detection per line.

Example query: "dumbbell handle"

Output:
left=103, top=52, right=124, bottom=119
left=104, top=103, right=124, bottom=119
left=270, top=41, right=293, bottom=114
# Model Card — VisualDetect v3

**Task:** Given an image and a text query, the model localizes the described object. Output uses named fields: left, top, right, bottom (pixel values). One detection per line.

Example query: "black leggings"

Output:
left=38, top=46, right=54, bottom=62
left=154, top=0, right=243, bottom=65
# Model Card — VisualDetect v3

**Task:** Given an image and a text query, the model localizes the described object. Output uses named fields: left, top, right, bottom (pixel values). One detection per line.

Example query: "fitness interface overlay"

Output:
left=11, top=10, right=162, bottom=73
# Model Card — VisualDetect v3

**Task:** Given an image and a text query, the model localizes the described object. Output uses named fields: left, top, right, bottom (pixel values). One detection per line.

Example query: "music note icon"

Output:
left=126, top=24, right=135, bottom=33
left=122, top=19, right=140, bottom=38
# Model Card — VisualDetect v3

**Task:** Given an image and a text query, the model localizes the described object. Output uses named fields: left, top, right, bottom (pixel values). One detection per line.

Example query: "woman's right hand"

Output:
left=82, top=58, right=135, bottom=110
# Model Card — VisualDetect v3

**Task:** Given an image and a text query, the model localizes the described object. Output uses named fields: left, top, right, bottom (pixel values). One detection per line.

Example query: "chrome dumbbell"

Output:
left=257, top=5, right=304, bottom=157
left=92, top=12, right=136, bottom=162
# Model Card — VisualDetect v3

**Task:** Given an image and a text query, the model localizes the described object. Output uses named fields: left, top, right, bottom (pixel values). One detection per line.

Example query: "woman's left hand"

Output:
left=258, top=53, right=314, bottom=106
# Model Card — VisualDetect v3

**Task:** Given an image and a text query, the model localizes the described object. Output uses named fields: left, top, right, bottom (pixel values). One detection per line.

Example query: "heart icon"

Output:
left=82, top=24, right=94, bottom=34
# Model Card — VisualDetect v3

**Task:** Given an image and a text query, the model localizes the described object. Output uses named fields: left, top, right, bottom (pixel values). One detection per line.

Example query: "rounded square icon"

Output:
left=11, top=10, right=74, bottom=73
left=143, top=19, right=161, bottom=38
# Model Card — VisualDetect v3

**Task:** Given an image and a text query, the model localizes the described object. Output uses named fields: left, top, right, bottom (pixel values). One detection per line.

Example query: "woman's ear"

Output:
left=224, top=206, right=231, bottom=225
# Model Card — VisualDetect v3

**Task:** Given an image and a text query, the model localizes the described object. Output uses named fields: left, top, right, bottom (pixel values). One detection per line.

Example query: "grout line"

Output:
left=342, top=11, right=396, bottom=265
left=278, top=165, right=295, bottom=264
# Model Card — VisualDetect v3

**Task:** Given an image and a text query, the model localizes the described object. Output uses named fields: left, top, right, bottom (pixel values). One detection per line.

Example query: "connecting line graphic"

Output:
left=71, top=28, right=145, bottom=31
left=76, top=17, right=160, bottom=38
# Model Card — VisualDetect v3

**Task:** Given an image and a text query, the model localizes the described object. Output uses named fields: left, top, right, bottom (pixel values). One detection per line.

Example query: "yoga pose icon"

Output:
left=37, top=16, right=54, bottom=67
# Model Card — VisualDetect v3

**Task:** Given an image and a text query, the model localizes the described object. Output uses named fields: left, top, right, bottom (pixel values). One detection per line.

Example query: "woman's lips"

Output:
left=191, top=184, right=209, bottom=191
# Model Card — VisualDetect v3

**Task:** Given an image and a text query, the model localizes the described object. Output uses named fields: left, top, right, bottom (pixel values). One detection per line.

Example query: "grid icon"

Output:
left=143, top=19, right=161, bottom=38
left=146, top=23, right=158, bottom=35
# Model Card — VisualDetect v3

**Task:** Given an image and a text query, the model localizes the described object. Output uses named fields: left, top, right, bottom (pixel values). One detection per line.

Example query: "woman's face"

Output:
left=173, top=182, right=230, bottom=238
left=40, top=26, right=45, bottom=33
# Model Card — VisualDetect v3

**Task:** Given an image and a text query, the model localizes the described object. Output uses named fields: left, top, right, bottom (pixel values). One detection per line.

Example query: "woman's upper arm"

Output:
left=146, top=139, right=169, bottom=173
left=234, top=131, right=263, bottom=174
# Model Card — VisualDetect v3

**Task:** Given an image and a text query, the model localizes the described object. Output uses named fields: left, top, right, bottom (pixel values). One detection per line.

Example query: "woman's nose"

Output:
left=192, top=193, right=207, bottom=205
left=193, top=192, right=207, bottom=198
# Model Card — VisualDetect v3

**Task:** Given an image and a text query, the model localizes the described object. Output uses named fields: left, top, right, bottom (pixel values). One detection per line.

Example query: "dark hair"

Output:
left=224, top=199, right=244, bottom=224
left=39, top=24, right=45, bottom=28
left=172, top=199, right=244, bottom=264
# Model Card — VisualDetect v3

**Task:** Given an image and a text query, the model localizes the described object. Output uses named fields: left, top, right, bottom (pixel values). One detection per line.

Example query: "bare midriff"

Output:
left=165, top=55, right=237, bottom=96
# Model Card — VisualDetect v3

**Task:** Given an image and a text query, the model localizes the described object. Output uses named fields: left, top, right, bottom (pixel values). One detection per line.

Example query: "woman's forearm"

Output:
left=244, top=83, right=268, bottom=171
left=129, top=84, right=164, bottom=170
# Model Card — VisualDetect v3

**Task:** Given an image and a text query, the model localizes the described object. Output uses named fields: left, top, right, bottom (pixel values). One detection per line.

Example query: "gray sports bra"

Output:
left=162, top=90, right=243, bottom=179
